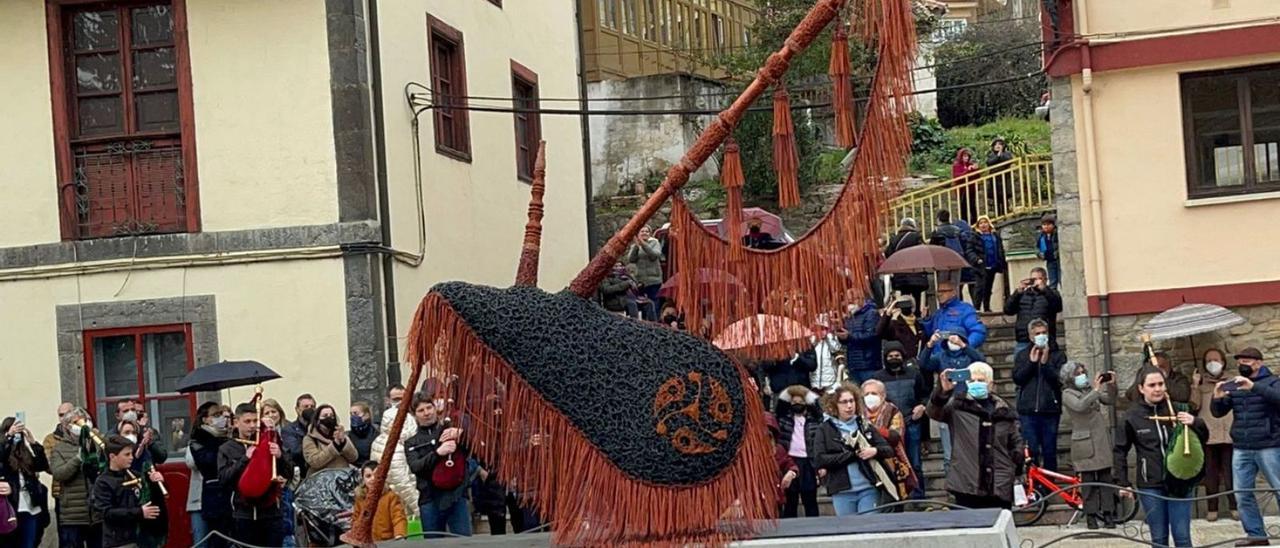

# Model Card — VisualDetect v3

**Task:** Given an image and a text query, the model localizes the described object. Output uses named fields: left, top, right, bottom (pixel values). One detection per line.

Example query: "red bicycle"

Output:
left=1012, top=449, right=1139, bottom=527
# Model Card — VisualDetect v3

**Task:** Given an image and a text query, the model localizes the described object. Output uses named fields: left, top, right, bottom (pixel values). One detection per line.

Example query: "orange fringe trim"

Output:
left=829, top=25, right=858, bottom=149
left=772, top=86, right=801, bottom=209
left=668, top=0, right=917, bottom=361
left=405, top=292, right=777, bottom=546
left=721, top=140, right=746, bottom=262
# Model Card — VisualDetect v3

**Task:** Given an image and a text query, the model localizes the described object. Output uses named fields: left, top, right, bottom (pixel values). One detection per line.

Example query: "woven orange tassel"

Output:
left=722, top=139, right=745, bottom=261
left=772, top=86, right=801, bottom=209
left=830, top=25, right=858, bottom=149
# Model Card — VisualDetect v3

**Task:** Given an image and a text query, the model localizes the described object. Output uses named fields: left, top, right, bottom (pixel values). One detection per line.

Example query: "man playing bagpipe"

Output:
left=91, top=435, right=164, bottom=548
left=48, top=407, right=105, bottom=548
left=218, top=401, right=293, bottom=547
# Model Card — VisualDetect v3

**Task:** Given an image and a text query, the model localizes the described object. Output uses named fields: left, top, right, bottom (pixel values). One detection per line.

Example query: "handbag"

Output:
left=0, top=497, right=17, bottom=535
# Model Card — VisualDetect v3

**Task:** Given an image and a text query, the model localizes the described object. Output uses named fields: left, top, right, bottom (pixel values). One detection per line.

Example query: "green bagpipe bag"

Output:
left=1163, top=401, right=1205, bottom=496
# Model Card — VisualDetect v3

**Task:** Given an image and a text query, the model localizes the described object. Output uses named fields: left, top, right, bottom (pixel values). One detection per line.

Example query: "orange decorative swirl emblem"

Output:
left=653, top=372, right=734, bottom=455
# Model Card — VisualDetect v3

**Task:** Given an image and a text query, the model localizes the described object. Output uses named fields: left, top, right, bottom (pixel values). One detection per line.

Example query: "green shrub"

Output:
left=909, top=116, right=1050, bottom=179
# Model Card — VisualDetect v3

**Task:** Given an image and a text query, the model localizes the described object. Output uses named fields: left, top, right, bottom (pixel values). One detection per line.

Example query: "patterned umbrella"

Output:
left=1143, top=303, right=1245, bottom=341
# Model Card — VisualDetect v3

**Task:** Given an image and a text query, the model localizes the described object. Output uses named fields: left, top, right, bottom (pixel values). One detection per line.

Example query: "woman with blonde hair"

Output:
left=811, top=383, right=895, bottom=515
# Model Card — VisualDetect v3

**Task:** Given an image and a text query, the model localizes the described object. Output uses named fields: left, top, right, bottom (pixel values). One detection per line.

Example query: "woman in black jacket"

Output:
left=775, top=386, right=823, bottom=518
left=1114, top=366, right=1208, bottom=548
left=191, top=403, right=232, bottom=548
left=811, top=384, right=895, bottom=516
left=0, top=417, right=51, bottom=548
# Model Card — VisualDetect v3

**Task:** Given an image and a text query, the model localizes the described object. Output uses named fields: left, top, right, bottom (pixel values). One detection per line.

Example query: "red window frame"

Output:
left=45, top=0, right=200, bottom=240
left=511, top=60, right=541, bottom=183
left=83, top=323, right=197, bottom=441
left=427, top=14, right=471, bottom=162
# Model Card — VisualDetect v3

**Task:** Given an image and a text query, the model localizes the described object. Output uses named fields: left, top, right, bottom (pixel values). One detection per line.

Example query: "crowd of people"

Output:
left=0, top=383, right=550, bottom=548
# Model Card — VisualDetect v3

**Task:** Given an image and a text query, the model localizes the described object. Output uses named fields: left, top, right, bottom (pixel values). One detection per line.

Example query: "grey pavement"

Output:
left=1017, top=516, right=1280, bottom=547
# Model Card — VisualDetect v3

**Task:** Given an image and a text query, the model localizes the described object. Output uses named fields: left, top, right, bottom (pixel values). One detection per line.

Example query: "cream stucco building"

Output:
left=1041, top=0, right=1280, bottom=380
left=0, top=0, right=589, bottom=500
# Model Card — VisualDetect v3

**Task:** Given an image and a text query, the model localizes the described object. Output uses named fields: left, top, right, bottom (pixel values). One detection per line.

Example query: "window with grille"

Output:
left=85, top=325, right=196, bottom=458
left=54, top=2, right=195, bottom=239
left=428, top=15, right=471, bottom=162
left=1182, top=63, right=1280, bottom=199
left=511, top=62, right=541, bottom=182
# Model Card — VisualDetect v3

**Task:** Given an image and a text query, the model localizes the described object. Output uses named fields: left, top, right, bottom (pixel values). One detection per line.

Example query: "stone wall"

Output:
left=1101, top=304, right=1280, bottom=396
left=587, top=74, right=725, bottom=198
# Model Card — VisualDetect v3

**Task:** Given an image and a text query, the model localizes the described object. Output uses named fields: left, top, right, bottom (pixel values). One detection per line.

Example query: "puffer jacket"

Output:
left=1012, top=346, right=1066, bottom=415
left=625, top=237, right=664, bottom=286
left=1211, top=366, right=1280, bottom=450
left=923, top=297, right=988, bottom=348
left=1195, top=371, right=1233, bottom=445
left=48, top=428, right=100, bottom=526
left=1060, top=364, right=1117, bottom=473
left=1003, top=286, right=1063, bottom=344
left=918, top=342, right=985, bottom=374
left=926, top=385, right=1022, bottom=502
left=774, top=389, right=822, bottom=454
left=1115, top=397, right=1209, bottom=490
left=840, top=301, right=882, bottom=374
left=370, top=408, right=419, bottom=517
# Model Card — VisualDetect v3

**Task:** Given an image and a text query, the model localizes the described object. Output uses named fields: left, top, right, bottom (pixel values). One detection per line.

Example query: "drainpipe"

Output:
left=575, top=0, right=600, bottom=253
left=1075, top=0, right=1116, bottom=423
left=368, top=0, right=402, bottom=387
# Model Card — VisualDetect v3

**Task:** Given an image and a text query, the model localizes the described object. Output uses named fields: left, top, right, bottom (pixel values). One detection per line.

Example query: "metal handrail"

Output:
left=885, top=153, right=1054, bottom=238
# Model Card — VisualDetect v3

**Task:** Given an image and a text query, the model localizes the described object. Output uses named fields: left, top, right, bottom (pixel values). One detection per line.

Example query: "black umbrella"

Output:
left=176, top=360, right=280, bottom=393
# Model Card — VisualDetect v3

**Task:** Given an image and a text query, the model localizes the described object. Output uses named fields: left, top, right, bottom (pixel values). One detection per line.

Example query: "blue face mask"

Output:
left=1034, top=334, right=1050, bottom=348
left=967, top=381, right=989, bottom=399
left=350, top=415, right=367, bottom=430
left=1074, top=373, right=1089, bottom=389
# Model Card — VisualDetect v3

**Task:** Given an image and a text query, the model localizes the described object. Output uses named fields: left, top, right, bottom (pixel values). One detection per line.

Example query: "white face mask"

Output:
left=123, top=434, right=138, bottom=444
left=122, top=411, right=138, bottom=423
left=947, top=342, right=962, bottom=352
left=1033, top=334, right=1050, bottom=348
left=864, top=394, right=882, bottom=410
left=1206, top=361, right=1224, bottom=376
left=70, top=424, right=83, bottom=436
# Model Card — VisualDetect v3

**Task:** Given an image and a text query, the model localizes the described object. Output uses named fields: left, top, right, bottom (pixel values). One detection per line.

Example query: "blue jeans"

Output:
left=849, top=369, right=879, bottom=385
left=190, top=511, right=209, bottom=547
left=1137, top=488, right=1192, bottom=547
left=831, top=488, right=879, bottom=516
left=281, top=486, right=297, bottom=547
left=904, top=421, right=925, bottom=499
left=939, top=422, right=952, bottom=475
left=1233, top=446, right=1280, bottom=540
left=1019, top=414, right=1060, bottom=471
left=421, top=499, right=473, bottom=537
left=9, top=512, right=40, bottom=548
left=1046, top=261, right=1061, bottom=289
left=58, top=523, right=103, bottom=548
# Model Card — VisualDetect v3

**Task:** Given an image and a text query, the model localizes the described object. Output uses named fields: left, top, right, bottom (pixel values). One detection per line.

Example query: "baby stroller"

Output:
left=293, top=467, right=360, bottom=547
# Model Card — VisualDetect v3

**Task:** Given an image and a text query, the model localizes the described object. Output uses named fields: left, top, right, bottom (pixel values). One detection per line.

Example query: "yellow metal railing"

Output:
left=885, top=153, right=1054, bottom=238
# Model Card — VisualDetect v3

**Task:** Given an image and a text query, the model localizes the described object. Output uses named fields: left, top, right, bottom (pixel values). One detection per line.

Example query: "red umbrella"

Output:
left=714, top=314, right=811, bottom=359
left=877, top=245, right=969, bottom=274
left=717, top=207, right=785, bottom=240
left=658, top=268, right=743, bottom=299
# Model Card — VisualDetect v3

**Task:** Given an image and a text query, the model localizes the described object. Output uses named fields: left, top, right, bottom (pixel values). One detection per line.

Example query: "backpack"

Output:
left=941, top=227, right=966, bottom=258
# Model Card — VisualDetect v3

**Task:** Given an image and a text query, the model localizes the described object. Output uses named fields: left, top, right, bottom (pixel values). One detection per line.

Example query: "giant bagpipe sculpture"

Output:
left=344, top=0, right=917, bottom=544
